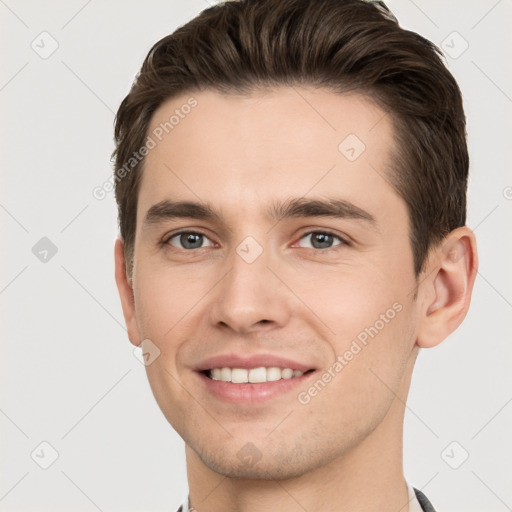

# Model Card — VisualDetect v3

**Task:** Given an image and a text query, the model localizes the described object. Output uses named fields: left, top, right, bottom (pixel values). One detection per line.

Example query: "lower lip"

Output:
left=196, top=371, right=315, bottom=404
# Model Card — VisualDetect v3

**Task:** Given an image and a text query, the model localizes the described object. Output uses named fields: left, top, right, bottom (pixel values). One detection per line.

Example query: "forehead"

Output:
left=138, top=86, right=399, bottom=225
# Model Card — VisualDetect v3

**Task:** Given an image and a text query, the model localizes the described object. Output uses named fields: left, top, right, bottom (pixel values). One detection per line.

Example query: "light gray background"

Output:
left=1, top=1, right=511, bottom=511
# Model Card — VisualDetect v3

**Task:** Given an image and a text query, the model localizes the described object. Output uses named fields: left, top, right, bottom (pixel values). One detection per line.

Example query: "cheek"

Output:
left=294, top=262, right=409, bottom=339
left=293, top=263, right=417, bottom=395
left=133, top=263, right=214, bottom=341
left=297, top=298, right=416, bottom=433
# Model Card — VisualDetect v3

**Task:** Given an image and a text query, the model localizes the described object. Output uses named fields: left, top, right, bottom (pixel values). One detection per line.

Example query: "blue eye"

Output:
left=297, top=231, right=345, bottom=249
left=166, top=232, right=214, bottom=250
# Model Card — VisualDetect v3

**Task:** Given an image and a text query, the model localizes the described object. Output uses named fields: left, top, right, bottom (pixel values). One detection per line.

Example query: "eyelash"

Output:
left=161, top=230, right=350, bottom=251
left=296, top=231, right=350, bottom=250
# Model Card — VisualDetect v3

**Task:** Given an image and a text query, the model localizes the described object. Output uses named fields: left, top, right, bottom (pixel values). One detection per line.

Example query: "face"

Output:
left=123, top=87, right=423, bottom=479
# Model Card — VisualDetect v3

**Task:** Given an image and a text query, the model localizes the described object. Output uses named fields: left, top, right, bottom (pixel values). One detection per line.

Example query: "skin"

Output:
left=115, top=87, right=478, bottom=512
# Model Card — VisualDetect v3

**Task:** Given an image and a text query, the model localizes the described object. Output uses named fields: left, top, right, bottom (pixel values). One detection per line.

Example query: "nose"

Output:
left=208, top=244, right=292, bottom=335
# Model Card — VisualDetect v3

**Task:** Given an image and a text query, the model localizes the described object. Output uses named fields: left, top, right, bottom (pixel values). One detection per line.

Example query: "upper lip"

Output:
left=195, top=353, right=316, bottom=372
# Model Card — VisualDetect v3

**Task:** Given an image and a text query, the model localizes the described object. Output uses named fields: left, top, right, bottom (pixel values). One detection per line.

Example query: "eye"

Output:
left=165, top=231, right=214, bottom=250
left=296, top=231, right=347, bottom=250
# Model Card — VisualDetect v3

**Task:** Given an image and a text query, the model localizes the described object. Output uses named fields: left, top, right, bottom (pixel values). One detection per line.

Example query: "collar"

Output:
left=407, top=483, right=425, bottom=512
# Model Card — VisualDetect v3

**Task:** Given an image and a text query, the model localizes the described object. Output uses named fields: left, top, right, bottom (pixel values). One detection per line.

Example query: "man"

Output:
left=113, top=0, right=478, bottom=510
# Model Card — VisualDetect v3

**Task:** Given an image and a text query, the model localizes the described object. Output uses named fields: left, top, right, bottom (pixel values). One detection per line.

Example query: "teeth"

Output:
left=248, top=367, right=266, bottom=383
left=208, top=366, right=305, bottom=383
left=282, top=368, right=294, bottom=379
left=220, top=367, right=231, bottom=382
left=266, top=367, right=281, bottom=382
left=231, top=368, right=248, bottom=383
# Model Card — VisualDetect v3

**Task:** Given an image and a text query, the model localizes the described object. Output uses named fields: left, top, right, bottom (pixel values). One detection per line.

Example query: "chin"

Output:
left=191, top=437, right=343, bottom=481
left=200, top=453, right=311, bottom=480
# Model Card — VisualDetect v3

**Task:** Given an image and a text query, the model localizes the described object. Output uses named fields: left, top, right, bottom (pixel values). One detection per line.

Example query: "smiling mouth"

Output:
left=202, top=367, right=315, bottom=383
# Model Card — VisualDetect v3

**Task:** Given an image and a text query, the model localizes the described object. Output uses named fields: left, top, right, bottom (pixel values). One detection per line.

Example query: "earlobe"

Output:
left=417, top=227, right=478, bottom=348
left=114, top=237, right=141, bottom=346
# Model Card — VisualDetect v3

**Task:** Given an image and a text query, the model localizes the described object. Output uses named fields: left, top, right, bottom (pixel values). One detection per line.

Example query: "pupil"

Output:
left=313, top=233, right=332, bottom=249
left=182, top=233, right=202, bottom=249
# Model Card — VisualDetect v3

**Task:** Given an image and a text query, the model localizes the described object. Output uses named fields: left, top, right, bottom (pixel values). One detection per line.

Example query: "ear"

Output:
left=114, top=237, right=141, bottom=346
left=416, top=227, right=478, bottom=348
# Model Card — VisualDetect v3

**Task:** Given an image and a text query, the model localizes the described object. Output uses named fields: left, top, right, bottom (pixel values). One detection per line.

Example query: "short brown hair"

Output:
left=113, top=0, right=468, bottom=278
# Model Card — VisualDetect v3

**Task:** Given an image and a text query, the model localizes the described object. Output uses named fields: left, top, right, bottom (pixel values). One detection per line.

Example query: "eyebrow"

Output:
left=269, top=197, right=376, bottom=224
left=142, top=197, right=377, bottom=229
